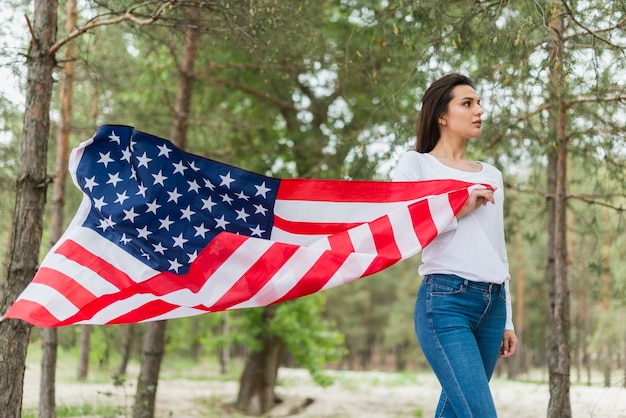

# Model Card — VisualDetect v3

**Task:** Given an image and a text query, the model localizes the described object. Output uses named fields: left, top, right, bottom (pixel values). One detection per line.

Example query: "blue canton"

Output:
left=75, top=125, right=280, bottom=275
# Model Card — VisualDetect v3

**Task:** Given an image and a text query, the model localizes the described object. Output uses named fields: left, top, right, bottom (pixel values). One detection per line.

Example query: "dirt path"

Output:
left=22, top=363, right=626, bottom=417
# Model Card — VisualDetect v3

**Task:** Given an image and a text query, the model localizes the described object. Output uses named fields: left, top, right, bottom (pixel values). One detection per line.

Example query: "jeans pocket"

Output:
left=429, top=279, right=465, bottom=296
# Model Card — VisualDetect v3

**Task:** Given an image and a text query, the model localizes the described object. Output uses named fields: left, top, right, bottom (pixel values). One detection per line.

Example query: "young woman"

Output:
left=393, top=73, right=518, bottom=417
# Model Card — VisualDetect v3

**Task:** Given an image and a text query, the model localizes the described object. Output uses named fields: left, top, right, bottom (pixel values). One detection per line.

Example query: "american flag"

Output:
left=2, top=125, right=480, bottom=327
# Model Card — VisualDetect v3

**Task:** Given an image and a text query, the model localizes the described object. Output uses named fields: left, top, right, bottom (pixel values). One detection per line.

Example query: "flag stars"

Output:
left=108, top=131, right=121, bottom=144
left=152, top=170, right=168, bottom=186
left=187, top=251, right=198, bottom=262
left=220, top=193, right=234, bottom=205
left=167, top=188, right=183, bottom=204
left=157, top=143, right=172, bottom=158
left=249, top=225, right=265, bottom=237
left=114, top=191, right=130, bottom=205
left=153, top=242, right=167, bottom=255
left=235, top=208, right=250, bottom=222
left=93, top=196, right=107, bottom=211
left=253, top=203, right=268, bottom=216
left=121, top=147, right=132, bottom=162
left=204, top=179, right=216, bottom=191
left=255, top=182, right=271, bottom=198
left=187, top=179, right=200, bottom=193
left=120, top=233, right=132, bottom=245
left=219, top=172, right=235, bottom=189
left=84, top=176, right=98, bottom=192
left=123, top=207, right=140, bottom=223
left=136, top=152, right=152, bottom=168
left=136, top=183, right=148, bottom=198
left=168, top=258, right=183, bottom=273
left=97, top=216, right=115, bottom=231
left=214, top=215, right=230, bottom=230
left=107, top=172, right=123, bottom=187
left=194, top=223, right=210, bottom=238
left=136, top=225, right=153, bottom=239
left=97, top=151, right=114, bottom=167
left=172, top=160, right=188, bottom=175
left=146, top=199, right=161, bottom=215
left=235, top=190, right=250, bottom=201
left=201, top=196, right=217, bottom=212
left=172, top=233, right=188, bottom=249
left=159, top=215, right=175, bottom=231
left=180, top=205, right=195, bottom=221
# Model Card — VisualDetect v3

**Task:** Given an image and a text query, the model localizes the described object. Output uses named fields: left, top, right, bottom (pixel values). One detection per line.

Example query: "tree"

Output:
left=134, top=5, right=200, bottom=416
left=0, top=2, right=180, bottom=416
left=0, top=2, right=58, bottom=416
left=40, top=5, right=79, bottom=416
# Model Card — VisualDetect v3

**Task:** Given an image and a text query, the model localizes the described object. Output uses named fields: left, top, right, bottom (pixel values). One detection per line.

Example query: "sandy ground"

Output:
left=21, top=363, right=626, bottom=418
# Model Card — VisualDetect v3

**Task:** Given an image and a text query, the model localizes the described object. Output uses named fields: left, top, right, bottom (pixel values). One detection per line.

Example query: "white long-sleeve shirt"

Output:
left=393, top=151, right=514, bottom=330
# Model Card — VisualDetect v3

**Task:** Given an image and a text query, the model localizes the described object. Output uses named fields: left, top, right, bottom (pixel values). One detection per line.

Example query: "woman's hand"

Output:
left=499, top=330, right=519, bottom=358
left=456, top=186, right=496, bottom=219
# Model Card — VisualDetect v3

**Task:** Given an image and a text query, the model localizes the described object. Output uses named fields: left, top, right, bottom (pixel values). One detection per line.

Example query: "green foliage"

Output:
left=2, top=0, right=626, bottom=385
left=236, top=294, right=346, bottom=386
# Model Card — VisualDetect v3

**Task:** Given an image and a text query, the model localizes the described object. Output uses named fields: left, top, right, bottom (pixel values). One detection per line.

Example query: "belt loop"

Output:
left=463, top=279, right=469, bottom=289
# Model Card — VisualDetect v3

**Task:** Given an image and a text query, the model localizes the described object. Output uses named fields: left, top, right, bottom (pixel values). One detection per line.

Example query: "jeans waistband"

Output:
left=424, top=274, right=503, bottom=293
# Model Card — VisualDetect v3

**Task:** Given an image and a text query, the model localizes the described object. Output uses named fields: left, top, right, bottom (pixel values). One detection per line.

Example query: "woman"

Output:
left=393, top=73, right=518, bottom=417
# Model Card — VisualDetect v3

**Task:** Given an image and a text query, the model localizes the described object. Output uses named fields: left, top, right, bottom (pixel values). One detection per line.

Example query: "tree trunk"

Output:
left=77, top=325, right=92, bottom=380
left=0, top=1, right=57, bottom=416
left=39, top=328, right=58, bottom=418
left=134, top=321, right=167, bottom=418
left=132, top=9, right=200, bottom=417
left=115, top=324, right=135, bottom=381
left=235, top=306, right=284, bottom=416
left=219, top=313, right=230, bottom=375
left=546, top=2, right=572, bottom=416
left=40, top=4, right=78, bottom=413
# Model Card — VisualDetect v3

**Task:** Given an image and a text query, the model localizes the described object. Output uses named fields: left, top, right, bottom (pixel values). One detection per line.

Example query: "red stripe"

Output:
left=106, top=300, right=180, bottom=325
left=271, top=250, right=351, bottom=304
left=55, top=240, right=134, bottom=290
left=32, top=267, right=97, bottom=305
left=38, top=233, right=249, bottom=326
left=273, top=215, right=361, bottom=235
left=408, top=199, right=438, bottom=248
left=448, top=188, right=470, bottom=214
left=277, top=178, right=475, bottom=202
left=4, top=300, right=60, bottom=328
left=327, top=230, right=355, bottom=253
left=362, top=215, right=402, bottom=276
left=208, top=241, right=300, bottom=311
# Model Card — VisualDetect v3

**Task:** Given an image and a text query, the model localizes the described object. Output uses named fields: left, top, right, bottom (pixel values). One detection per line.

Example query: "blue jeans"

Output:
left=415, top=274, right=506, bottom=418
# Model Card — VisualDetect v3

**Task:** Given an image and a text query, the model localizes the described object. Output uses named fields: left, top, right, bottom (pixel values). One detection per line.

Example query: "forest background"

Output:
left=0, top=1, right=625, bottom=417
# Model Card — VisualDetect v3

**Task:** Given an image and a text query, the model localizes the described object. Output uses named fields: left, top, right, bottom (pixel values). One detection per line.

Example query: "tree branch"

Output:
left=504, top=180, right=626, bottom=212
left=47, top=1, right=178, bottom=56
left=561, top=0, right=626, bottom=50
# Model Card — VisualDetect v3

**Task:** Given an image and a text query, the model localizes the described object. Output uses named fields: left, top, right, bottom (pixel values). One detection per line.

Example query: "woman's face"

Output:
left=440, top=84, right=484, bottom=140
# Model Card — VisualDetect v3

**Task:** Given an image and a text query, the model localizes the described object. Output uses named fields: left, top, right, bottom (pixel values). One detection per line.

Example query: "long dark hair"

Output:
left=415, top=73, right=474, bottom=153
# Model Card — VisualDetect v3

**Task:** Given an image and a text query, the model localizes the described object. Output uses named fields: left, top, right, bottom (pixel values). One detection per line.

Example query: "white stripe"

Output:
left=80, top=294, right=157, bottom=324
left=16, top=283, right=79, bottom=321
left=427, top=193, right=457, bottom=234
left=140, top=306, right=209, bottom=322
left=44, top=253, right=121, bottom=296
left=195, top=238, right=275, bottom=307
left=269, top=227, right=329, bottom=246
left=228, top=246, right=323, bottom=309
left=347, top=223, right=377, bottom=254
left=61, top=227, right=159, bottom=283
left=321, top=252, right=376, bottom=291
left=274, top=199, right=417, bottom=223
left=387, top=206, right=423, bottom=257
